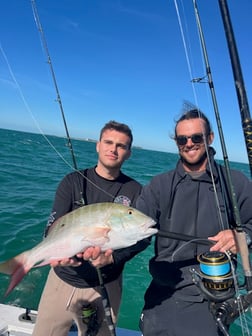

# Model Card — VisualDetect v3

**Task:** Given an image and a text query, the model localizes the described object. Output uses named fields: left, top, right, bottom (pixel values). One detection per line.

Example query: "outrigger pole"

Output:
left=218, top=0, right=252, bottom=178
left=30, top=1, right=116, bottom=335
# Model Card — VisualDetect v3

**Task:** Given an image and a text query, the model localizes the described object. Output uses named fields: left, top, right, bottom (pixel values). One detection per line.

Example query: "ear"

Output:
left=208, top=132, right=214, bottom=145
left=96, top=141, right=100, bottom=153
left=125, top=150, right=131, bottom=160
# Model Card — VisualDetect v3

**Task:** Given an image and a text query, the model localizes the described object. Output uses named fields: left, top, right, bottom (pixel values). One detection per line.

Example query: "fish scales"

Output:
left=0, top=202, right=157, bottom=296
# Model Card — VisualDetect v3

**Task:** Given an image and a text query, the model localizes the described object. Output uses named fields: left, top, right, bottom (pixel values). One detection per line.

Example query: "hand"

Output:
left=50, top=257, right=82, bottom=267
left=208, top=229, right=237, bottom=254
left=76, top=247, right=114, bottom=268
left=50, top=247, right=114, bottom=268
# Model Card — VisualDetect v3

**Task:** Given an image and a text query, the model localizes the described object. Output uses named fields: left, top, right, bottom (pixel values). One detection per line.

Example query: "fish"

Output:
left=0, top=202, right=157, bottom=296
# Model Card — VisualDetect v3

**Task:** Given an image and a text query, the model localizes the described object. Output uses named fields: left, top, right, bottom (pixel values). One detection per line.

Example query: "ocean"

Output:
left=0, top=127, right=251, bottom=334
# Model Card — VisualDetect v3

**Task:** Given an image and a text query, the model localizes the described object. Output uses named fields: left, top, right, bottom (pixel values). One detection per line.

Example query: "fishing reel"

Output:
left=191, top=251, right=252, bottom=333
left=191, top=251, right=236, bottom=303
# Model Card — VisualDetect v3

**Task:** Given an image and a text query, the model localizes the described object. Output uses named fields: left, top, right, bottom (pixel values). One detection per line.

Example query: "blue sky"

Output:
left=0, top=0, right=251, bottom=163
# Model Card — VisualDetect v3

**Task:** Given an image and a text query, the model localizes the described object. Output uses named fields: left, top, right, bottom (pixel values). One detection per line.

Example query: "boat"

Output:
left=0, top=304, right=141, bottom=336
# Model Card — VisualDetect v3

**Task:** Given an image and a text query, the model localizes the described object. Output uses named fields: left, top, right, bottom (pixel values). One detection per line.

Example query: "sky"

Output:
left=0, top=0, right=251, bottom=163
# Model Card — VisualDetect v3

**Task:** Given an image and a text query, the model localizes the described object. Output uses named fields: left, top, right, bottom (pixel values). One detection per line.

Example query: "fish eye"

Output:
left=127, top=208, right=133, bottom=215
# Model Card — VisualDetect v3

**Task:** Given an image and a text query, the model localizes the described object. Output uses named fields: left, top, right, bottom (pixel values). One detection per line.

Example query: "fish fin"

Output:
left=0, top=252, right=32, bottom=297
left=32, top=259, right=48, bottom=268
left=82, top=227, right=110, bottom=245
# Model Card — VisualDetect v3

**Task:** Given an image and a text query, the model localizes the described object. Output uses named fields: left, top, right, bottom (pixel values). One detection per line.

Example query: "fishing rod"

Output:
left=158, top=230, right=214, bottom=246
left=192, top=0, right=252, bottom=333
left=218, top=0, right=252, bottom=178
left=30, top=1, right=116, bottom=335
left=193, top=0, right=252, bottom=289
left=31, top=0, right=78, bottom=170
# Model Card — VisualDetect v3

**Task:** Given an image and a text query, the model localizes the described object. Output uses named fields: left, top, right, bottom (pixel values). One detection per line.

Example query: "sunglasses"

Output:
left=175, top=133, right=205, bottom=146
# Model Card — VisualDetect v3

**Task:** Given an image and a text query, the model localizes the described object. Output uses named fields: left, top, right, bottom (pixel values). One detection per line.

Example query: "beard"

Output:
left=180, top=150, right=208, bottom=169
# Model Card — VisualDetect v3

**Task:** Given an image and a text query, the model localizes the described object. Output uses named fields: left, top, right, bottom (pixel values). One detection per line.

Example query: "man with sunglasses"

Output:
left=136, top=107, right=252, bottom=336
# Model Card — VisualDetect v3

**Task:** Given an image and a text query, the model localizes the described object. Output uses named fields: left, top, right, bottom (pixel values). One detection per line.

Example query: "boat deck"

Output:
left=0, top=304, right=141, bottom=336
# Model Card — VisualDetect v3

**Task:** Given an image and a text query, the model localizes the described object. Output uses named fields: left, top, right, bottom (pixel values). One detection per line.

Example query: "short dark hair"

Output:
left=99, top=120, right=133, bottom=149
left=175, top=103, right=212, bottom=137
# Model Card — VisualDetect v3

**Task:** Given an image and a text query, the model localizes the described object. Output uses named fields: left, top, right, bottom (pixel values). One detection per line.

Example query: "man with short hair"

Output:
left=33, top=120, right=150, bottom=336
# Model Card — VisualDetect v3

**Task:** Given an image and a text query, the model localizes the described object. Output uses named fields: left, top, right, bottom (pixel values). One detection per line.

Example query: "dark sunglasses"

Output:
left=175, top=133, right=205, bottom=146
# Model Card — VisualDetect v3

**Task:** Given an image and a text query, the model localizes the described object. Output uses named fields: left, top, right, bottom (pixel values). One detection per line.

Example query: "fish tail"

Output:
left=0, top=252, right=31, bottom=296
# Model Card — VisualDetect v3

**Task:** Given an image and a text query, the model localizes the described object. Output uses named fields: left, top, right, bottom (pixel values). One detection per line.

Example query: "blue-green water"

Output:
left=0, top=128, right=251, bottom=334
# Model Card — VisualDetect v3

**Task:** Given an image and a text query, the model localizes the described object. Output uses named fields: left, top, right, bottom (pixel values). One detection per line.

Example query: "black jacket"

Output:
left=46, top=166, right=150, bottom=287
left=136, top=153, right=252, bottom=301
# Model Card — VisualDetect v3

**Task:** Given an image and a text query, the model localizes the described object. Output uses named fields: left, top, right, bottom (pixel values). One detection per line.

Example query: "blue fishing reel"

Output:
left=191, top=251, right=235, bottom=303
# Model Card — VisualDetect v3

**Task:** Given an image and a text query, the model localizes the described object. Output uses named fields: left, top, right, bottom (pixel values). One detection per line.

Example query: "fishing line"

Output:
left=173, top=3, right=220, bottom=215
left=174, top=0, right=226, bottom=232
left=0, top=42, right=109, bottom=195
left=31, top=2, right=119, bottom=334
left=226, top=270, right=251, bottom=336
left=218, top=0, right=252, bottom=178
left=0, top=43, right=115, bottom=200
left=0, top=43, right=69, bottom=166
left=2, top=4, right=118, bottom=335
left=171, top=238, right=213, bottom=262
left=30, top=0, right=118, bottom=201
left=31, top=0, right=77, bottom=170
left=192, top=0, right=252, bottom=304
left=174, top=1, right=252, bottom=333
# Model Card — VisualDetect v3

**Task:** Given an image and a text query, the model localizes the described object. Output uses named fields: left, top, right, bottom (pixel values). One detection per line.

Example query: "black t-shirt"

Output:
left=47, top=167, right=150, bottom=288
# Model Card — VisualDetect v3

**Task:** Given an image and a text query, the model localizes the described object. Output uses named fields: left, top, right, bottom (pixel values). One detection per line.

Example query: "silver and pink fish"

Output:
left=0, top=202, right=157, bottom=296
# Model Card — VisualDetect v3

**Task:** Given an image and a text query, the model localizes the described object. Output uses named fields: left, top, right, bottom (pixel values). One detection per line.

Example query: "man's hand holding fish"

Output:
left=50, top=247, right=114, bottom=268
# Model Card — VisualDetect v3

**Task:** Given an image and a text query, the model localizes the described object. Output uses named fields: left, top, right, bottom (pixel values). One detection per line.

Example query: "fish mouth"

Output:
left=147, top=227, right=158, bottom=235
left=144, top=219, right=157, bottom=234
left=146, top=219, right=156, bottom=228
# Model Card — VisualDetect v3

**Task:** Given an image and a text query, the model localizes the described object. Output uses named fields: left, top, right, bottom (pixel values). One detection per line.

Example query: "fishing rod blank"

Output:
left=158, top=230, right=214, bottom=246
left=218, top=0, right=252, bottom=178
left=31, top=0, right=78, bottom=170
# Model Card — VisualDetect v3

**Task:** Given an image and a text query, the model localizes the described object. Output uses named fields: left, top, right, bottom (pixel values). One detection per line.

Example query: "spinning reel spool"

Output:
left=192, top=251, right=235, bottom=302
left=198, top=251, right=233, bottom=292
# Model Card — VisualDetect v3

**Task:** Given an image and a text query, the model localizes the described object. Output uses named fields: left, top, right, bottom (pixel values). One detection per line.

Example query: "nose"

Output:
left=186, top=138, right=194, bottom=146
left=110, top=144, right=117, bottom=152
